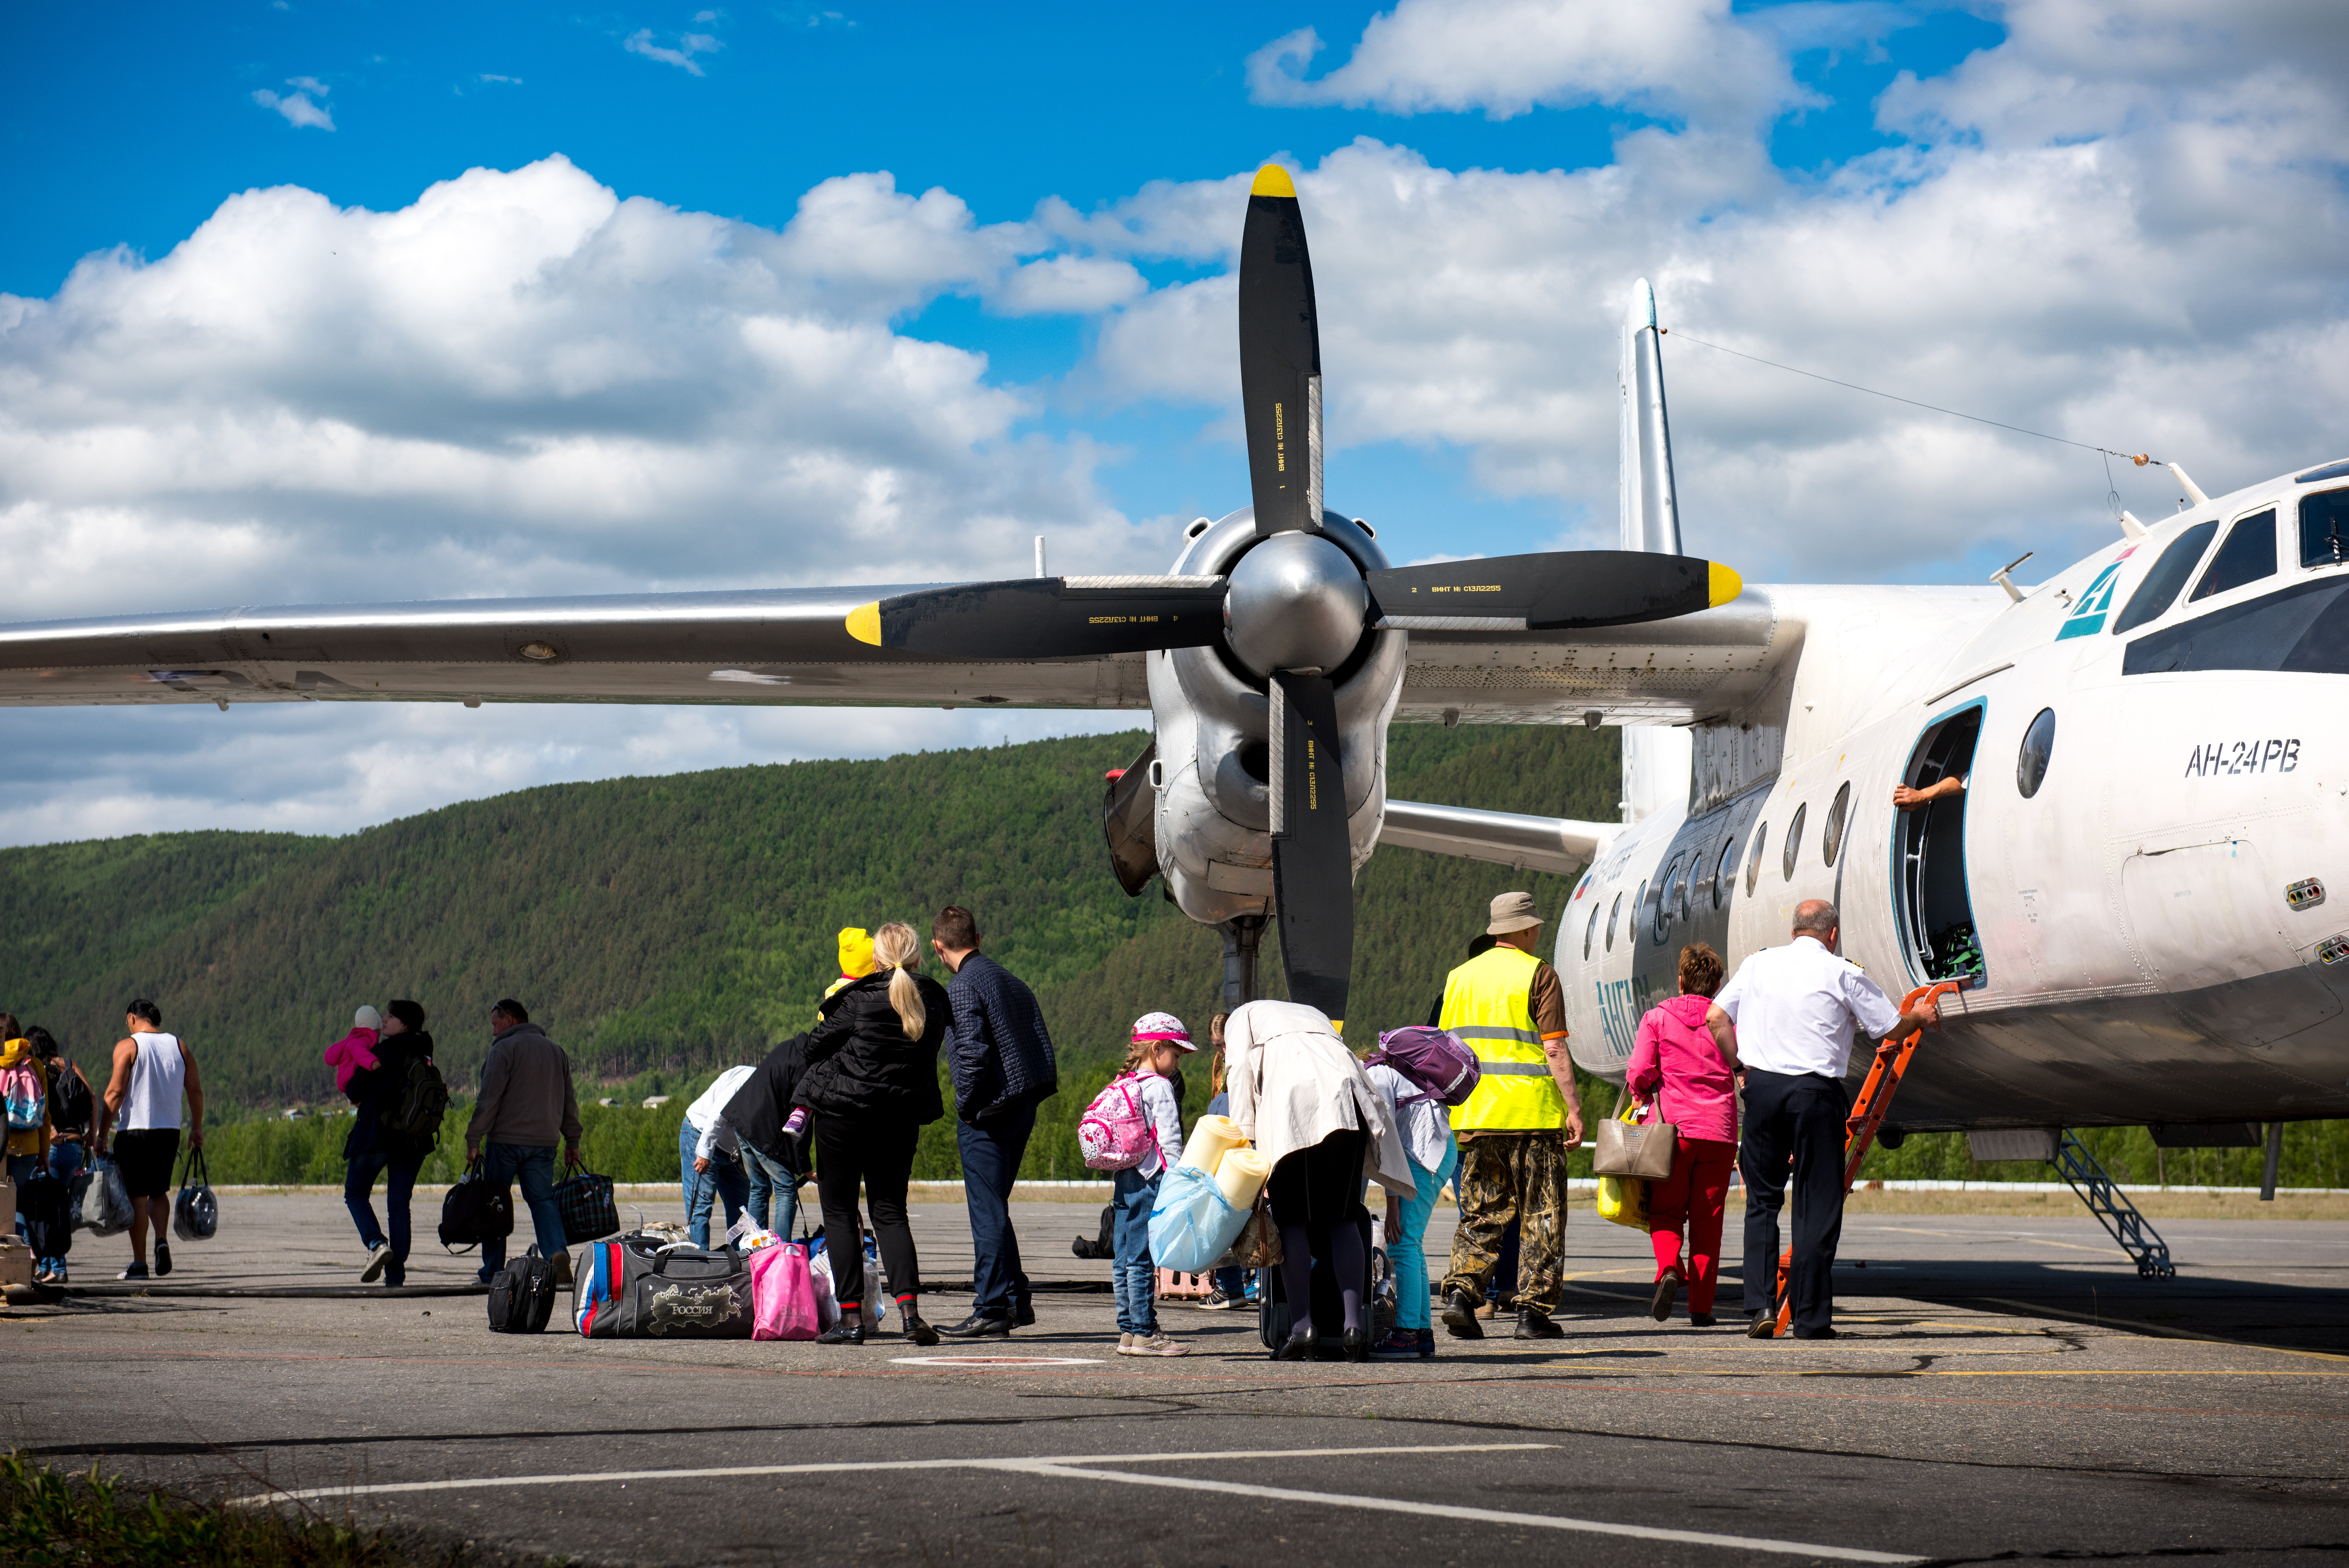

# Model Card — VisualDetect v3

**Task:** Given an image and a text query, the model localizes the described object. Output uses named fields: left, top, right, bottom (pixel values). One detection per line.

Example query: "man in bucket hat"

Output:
left=1435, top=892, right=1585, bottom=1341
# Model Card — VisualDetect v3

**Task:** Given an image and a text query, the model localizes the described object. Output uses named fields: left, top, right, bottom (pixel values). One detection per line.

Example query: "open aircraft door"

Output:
left=1894, top=700, right=1986, bottom=987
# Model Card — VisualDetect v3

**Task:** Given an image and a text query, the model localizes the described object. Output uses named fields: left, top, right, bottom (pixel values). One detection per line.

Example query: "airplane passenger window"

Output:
left=1822, top=782, right=1853, bottom=867
left=2112, top=520, right=2219, bottom=634
left=1713, top=837, right=1735, bottom=908
left=2302, top=490, right=2349, bottom=569
left=1745, top=822, right=1767, bottom=896
left=2189, top=509, right=2278, bottom=602
left=1606, top=891, right=1623, bottom=952
left=1673, top=857, right=1693, bottom=922
left=2017, top=707, right=2056, bottom=798
left=1585, top=901, right=1601, bottom=960
left=1782, top=803, right=1806, bottom=881
left=1653, top=857, right=1680, bottom=943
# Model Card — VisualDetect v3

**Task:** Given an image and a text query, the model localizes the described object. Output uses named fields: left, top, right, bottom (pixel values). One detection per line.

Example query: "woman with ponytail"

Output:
left=794, top=921, right=951, bottom=1346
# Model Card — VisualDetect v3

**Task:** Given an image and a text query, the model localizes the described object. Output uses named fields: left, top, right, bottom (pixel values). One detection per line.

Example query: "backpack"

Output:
left=1366, top=1026, right=1482, bottom=1108
left=47, top=1063, right=92, bottom=1135
left=487, top=1246, right=559, bottom=1333
left=1076, top=1072, right=1157, bottom=1171
left=1, top=1060, right=45, bottom=1133
left=379, top=1053, right=449, bottom=1141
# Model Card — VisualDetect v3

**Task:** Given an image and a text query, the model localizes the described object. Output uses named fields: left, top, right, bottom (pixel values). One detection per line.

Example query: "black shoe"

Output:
left=1271, top=1328, right=1314, bottom=1361
left=1014, top=1299, right=1036, bottom=1328
left=904, top=1314, right=941, bottom=1347
left=816, top=1315, right=866, bottom=1345
left=939, top=1312, right=1012, bottom=1339
left=1791, top=1325, right=1839, bottom=1340
left=1341, top=1326, right=1370, bottom=1363
left=153, top=1241, right=173, bottom=1278
left=1514, top=1309, right=1565, bottom=1340
left=1439, top=1289, right=1485, bottom=1340
left=1747, top=1313, right=1777, bottom=1339
left=1689, top=1313, right=1716, bottom=1328
left=1650, top=1267, right=1682, bottom=1323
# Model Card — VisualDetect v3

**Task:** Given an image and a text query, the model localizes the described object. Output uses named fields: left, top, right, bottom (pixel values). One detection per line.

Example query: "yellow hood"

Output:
left=836, top=926, right=877, bottom=979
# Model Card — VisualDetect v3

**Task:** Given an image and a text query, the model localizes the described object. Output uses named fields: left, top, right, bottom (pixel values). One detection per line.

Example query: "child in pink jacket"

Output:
left=324, top=1006, right=383, bottom=1092
left=1626, top=944, right=1739, bottom=1326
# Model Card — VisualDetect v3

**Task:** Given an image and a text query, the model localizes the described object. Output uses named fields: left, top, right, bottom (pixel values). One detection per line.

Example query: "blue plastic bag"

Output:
left=1146, top=1163, right=1248, bottom=1273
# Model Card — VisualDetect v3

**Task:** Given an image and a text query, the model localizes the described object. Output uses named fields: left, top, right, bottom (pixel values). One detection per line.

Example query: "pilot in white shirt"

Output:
left=1707, top=900, right=1939, bottom=1341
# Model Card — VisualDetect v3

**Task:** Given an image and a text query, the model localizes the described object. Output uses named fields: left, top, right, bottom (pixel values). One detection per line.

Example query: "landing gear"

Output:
left=1220, top=914, right=1267, bottom=1011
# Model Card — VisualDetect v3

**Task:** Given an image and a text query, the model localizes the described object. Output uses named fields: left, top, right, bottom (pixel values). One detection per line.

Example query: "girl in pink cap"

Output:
left=1108, top=1011, right=1195, bottom=1357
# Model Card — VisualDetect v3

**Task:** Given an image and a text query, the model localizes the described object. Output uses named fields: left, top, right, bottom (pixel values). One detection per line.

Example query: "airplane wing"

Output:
left=0, top=582, right=1787, bottom=719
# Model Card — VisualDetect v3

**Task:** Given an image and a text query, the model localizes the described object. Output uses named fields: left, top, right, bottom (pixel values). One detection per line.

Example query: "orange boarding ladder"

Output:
left=1769, top=980, right=1964, bottom=1337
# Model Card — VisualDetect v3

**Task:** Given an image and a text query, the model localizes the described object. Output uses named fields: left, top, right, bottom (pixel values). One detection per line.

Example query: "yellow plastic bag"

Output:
left=1592, top=1102, right=1650, bottom=1228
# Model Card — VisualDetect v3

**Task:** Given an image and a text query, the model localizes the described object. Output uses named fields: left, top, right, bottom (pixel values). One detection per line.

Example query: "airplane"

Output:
left=3, top=165, right=2344, bottom=1186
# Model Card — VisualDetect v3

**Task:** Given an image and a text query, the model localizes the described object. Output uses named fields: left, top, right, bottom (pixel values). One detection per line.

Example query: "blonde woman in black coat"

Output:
left=797, top=921, right=949, bottom=1346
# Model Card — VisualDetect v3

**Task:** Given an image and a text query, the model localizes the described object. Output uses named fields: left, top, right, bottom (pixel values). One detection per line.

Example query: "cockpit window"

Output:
left=2112, top=520, right=2218, bottom=634
left=2301, top=490, right=2349, bottom=569
left=2190, top=509, right=2278, bottom=602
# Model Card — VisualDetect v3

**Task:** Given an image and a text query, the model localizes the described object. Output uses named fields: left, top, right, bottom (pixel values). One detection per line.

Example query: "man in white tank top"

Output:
left=97, top=999, right=204, bottom=1281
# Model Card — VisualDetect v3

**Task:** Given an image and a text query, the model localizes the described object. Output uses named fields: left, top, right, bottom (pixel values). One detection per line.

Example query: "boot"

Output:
left=1514, top=1308, right=1565, bottom=1340
left=1439, top=1289, right=1485, bottom=1340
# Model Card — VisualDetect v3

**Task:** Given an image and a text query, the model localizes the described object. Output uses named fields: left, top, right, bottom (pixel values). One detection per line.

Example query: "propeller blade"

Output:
left=845, top=576, right=1225, bottom=659
left=1239, top=165, right=1323, bottom=541
left=1269, top=669, right=1352, bottom=1027
left=1101, top=739, right=1160, bottom=897
left=1367, top=551, right=1743, bottom=632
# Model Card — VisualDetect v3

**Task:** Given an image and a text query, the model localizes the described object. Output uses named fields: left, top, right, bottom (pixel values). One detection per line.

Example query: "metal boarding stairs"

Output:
left=1767, top=980, right=2173, bottom=1335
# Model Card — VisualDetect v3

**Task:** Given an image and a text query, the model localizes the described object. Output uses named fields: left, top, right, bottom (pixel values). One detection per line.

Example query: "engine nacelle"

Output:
left=1151, top=509, right=1405, bottom=927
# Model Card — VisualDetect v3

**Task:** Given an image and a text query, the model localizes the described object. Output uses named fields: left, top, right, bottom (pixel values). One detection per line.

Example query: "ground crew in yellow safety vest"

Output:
left=1436, top=890, right=1585, bottom=1341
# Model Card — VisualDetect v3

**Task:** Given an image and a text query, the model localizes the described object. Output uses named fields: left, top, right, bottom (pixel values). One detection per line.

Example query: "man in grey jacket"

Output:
left=465, top=998, right=582, bottom=1284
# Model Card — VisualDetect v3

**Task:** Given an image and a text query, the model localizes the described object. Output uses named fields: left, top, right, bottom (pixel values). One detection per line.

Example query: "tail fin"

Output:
left=1617, top=278, right=1691, bottom=825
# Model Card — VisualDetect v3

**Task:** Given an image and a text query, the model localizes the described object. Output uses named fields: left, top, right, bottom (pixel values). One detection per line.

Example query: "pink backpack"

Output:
left=1077, top=1072, right=1158, bottom=1171
left=750, top=1241, right=820, bottom=1340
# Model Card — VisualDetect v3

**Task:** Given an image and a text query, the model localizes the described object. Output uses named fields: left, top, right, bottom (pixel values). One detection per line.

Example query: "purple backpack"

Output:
left=1367, top=1027, right=1482, bottom=1108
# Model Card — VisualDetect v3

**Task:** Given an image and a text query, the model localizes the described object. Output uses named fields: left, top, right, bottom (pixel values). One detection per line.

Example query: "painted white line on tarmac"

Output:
left=228, top=1442, right=1554, bottom=1507
left=887, top=1355, right=1106, bottom=1366
left=1005, top=1462, right=1923, bottom=1564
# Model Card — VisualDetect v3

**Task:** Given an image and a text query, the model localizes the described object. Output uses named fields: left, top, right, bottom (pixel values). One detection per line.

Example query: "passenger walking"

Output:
left=1627, top=944, right=1738, bottom=1327
left=1437, top=893, right=1585, bottom=1341
left=96, top=1000, right=204, bottom=1281
left=1710, top=901, right=1939, bottom=1338
left=3, top=1017, right=52, bottom=1254
left=931, top=904, right=1058, bottom=1339
left=28, top=1028, right=92, bottom=1284
left=465, top=999, right=582, bottom=1287
left=1226, top=1000, right=1416, bottom=1362
left=719, top=1035, right=813, bottom=1236
left=680, top=1064, right=756, bottom=1247
left=1106, top=1012, right=1194, bottom=1357
left=797, top=922, right=948, bottom=1347
left=1365, top=1033, right=1461, bottom=1360
left=343, top=1000, right=438, bottom=1286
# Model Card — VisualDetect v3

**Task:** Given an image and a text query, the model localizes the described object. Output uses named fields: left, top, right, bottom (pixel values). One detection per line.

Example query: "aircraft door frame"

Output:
left=1891, top=697, right=1988, bottom=990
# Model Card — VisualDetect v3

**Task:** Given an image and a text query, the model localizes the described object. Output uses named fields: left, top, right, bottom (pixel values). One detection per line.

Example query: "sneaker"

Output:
left=118, top=1262, right=150, bottom=1281
left=1115, top=1332, right=1137, bottom=1355
left=1127, top=1332, right=1190, bottom=1356
left=153, top=1240, right=173, bottom=1278
left=549, top=1249, right=574, bottom=1288
left=1197, top=1289, right=1235, bottom=1311
left=1368, top=1328, right=1422, bottom=1361
left=360, top=1242, right=390, bottom=1284
left=1416, top=1328, right=1435, bottom=1358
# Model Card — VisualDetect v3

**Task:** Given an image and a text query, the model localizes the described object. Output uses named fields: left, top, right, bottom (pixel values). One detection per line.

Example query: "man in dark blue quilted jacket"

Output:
left=932, top=904, right=1058, bottom=1338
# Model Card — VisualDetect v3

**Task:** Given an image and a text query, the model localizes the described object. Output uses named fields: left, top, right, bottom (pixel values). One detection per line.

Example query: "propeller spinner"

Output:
left=845, top=164, right=1744, bottom=1027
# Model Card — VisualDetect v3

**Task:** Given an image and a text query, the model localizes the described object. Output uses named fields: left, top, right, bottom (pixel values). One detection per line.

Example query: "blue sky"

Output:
left=3, top=1, right=2342, bottom=842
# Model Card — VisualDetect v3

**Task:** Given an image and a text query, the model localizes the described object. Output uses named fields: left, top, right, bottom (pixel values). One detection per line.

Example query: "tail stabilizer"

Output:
left=1617, top=278, right=1691, bottom=824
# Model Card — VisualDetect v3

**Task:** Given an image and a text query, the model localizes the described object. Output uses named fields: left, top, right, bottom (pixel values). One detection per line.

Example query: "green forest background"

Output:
left=5, top=724, right=2345, bottom=1192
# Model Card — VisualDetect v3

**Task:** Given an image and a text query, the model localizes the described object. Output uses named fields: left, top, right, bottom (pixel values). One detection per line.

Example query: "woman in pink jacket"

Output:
left=1626, top=943, right=1739, bottom=1326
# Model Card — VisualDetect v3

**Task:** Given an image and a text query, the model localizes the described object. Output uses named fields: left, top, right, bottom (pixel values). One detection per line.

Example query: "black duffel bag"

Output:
left=577, top=1234, right=753, bottom=1339
left=438, top=1156, right=514, bottom=1252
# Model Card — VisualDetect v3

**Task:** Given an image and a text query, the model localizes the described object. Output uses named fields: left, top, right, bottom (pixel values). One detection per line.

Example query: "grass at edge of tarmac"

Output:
left=0, top=1451, right=564, bottom=1568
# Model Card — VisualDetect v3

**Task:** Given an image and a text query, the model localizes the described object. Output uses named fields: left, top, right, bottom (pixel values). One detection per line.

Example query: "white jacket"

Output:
left=1225, top=1001, right=1416, bottom=1199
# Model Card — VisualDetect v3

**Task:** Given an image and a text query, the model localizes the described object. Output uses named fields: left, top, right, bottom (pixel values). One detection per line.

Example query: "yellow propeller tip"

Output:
left=1707, top=562, right=1743, bottom=607
left=845, top=601, right=882, bottom=647
left=1250, top=164, right=1297, bottom=199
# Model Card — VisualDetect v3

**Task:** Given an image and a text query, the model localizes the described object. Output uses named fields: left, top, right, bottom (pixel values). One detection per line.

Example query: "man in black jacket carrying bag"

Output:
left=931, top=905, right=1057, bottom=1339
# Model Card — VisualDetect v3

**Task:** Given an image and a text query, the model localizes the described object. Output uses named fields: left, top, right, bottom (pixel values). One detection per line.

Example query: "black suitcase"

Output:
left=487, top=1247, right=559, bottom=1333
left=1256, top=1212, right=1386, bottom=1356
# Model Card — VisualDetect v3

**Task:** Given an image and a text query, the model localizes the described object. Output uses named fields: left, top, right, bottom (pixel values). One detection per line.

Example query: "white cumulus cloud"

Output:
left=251, top=81, right=336, bottom=130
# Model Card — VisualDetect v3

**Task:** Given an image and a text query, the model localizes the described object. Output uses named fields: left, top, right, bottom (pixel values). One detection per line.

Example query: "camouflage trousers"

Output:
left=1439, top=1131, right=1571, bottom=1315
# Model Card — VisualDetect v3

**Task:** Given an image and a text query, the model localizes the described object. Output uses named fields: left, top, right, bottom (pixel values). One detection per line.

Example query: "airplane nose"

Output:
left=1223, top=532, right=1369, bottom=678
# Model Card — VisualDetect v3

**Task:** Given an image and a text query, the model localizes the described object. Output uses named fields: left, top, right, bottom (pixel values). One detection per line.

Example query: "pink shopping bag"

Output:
left=750, top=1241, right=820, bottom=1341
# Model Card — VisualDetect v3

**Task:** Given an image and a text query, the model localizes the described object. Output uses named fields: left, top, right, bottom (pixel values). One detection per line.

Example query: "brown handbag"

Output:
left=1220, top=1188, right=1284, bottom=1269
left=1592, top=1102, right=1677, bottom=1180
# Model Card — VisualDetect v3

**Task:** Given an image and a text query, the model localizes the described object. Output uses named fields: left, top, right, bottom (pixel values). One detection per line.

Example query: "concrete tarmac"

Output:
left=5, top=1191, right=2345, bottom=1565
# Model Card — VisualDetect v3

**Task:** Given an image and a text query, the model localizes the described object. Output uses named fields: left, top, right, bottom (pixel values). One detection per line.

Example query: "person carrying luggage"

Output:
left=795, top=921, right=947, bottom=1347
left=96, top=999, right=204, bottom=1281
left=1225, top=1000, right=1416, bottom=1362
left=343, top=1000, right=439, bottom=1287
left=1364, top=1030, right=1463, bottom=1360
left=680, top=1064, right=756, bottom=1247
left=1437, top=892, right=1585, bottom=1342
left=931, top=903, right=1058, bottom=1339
left=3, top=1017, right=53, bottom=1258
left=718, top=1035, right=814, bottom=1237
left=465, top=999, right=582, bottom=1287
left=1101, top=1012, right=1194, bottom=1357
left=27, top=1027, right=92, bottom=1285
left=1627, top=944, right=1738, bottom=1327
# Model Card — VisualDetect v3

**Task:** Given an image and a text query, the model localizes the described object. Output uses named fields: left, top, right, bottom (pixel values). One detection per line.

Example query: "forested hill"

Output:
left=0, top=724, right=1618, bottom=1125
